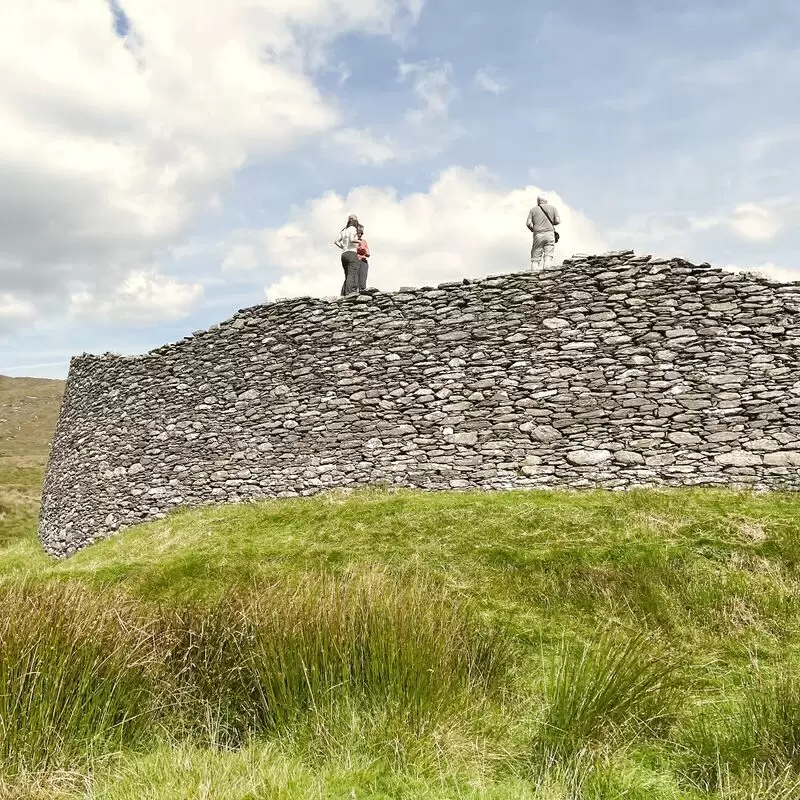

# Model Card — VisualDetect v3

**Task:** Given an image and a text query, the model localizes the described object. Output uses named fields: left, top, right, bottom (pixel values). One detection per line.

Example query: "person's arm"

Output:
left=334, top=229, right=344, bottom=249
left=362, top=238, right=370, bottom=258
left=526, top=208, right=535, bottom=232
left=553, top=208, right=561, bottom=226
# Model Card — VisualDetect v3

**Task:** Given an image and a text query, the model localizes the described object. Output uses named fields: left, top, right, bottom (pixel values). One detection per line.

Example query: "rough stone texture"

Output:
left=39, top=251, right=800, bottom=557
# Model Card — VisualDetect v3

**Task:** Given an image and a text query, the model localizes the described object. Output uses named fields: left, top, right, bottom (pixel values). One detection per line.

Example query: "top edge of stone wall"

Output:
left=69, top=250, right=800, bottom=367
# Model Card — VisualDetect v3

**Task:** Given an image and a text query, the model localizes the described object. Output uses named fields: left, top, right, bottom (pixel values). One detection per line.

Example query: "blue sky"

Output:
left=1, top=0, right=798, bottom=378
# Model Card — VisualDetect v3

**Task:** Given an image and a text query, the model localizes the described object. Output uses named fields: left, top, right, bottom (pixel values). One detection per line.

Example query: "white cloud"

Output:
left=69, top=270, right=203, bottom=324
left=220, top=167, right=608, bottom=300
left=0, top=293, right=35, bottom=333
left=325, top=61, right=462, bottom=166
left=0, top=0, right=423, bottom=327
left=473, top=67, right=507, bottom=95
left=723, top=262, right=800, bottom=283
left=329, top=128, right=406, bottom=165
left=222, top=244, right=262, bottom=273
left=615, top=201, right=784, bottom=249
left=729, top=203, right=782, bottom=242
left=398, top=59, right=456, bottom=124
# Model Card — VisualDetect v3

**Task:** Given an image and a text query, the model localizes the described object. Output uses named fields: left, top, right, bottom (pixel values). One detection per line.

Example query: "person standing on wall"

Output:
left=356, top=224, right=370, bottom=292
left=526, top=194, right=561, bottom=272
left=334, top=214, right=361, bottom=295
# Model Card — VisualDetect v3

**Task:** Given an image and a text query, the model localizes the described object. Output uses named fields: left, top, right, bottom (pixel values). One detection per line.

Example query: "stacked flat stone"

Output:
left=39, top=251, right=800, bottom=557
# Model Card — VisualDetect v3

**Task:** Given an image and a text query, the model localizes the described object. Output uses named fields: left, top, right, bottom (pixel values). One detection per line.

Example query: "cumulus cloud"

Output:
left=614, top=201, right=786, bottom=255
left=723, top=262, right=800, bottom=283
left=221, top=167, right=608, bottom=299
left=0, top=0, right=422, bottom=328
left=728, top=203, right=782, bottom=242
left=69, top=270, right=204, bottom=324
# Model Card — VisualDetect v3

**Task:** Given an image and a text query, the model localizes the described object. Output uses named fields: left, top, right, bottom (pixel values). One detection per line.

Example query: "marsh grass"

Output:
left=678, top=664, right=800, bottom=794
left=157, top=571, right=511, bottom=746
left=533, top=630, right=684, bottom=763
left=737, top=668, right=800, bottom=770
left=712, top=766, right=800, bottom=799
left=0, top=582, right=157, bottom=774
left=0, top=771, right=87, bottom=800
left=0, top=570, right=511, bottom=780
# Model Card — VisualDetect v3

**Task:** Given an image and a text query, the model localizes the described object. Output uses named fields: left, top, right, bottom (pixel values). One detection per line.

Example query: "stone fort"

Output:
left=40, top=251, right=800, bottom=557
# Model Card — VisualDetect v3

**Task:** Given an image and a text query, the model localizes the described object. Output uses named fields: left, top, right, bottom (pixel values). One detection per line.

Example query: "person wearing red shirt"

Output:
left=356, top=225, right=370, bottom=292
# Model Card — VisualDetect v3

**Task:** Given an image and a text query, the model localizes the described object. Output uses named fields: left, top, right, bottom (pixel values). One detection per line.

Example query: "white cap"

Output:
left=537, top=194, right=548, bottom=204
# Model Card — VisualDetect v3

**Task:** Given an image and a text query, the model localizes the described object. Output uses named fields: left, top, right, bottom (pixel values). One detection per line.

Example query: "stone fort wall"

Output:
left=40, top=251, right=800, bottom=556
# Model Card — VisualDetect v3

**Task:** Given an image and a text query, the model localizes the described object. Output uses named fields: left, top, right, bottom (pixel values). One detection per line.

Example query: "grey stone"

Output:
left=665, top=328, right=696, bottom=338
left=529, top=425, right=562, bottom=443
left=706, top=431, right=741, bottom=443
left=715, top=451, right=763, bottom=467
left=614, top=451, right=645, bottom=465
left=764, top=452, right=800, bottom=467
left=668, top=432, right=702, bottom=445
left=566, top=449, right=612, bottom=466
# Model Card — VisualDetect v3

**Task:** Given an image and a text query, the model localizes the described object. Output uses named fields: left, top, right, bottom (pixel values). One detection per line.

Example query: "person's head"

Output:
left=537, top=194, right=548, bottom=206
left=346, top=214, right=359, bottom=229
left=357, top=225, right=364, bottom=237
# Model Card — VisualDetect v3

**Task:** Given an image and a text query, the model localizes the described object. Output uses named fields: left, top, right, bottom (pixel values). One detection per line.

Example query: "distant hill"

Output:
left=0, top=375, right=64, bottom=467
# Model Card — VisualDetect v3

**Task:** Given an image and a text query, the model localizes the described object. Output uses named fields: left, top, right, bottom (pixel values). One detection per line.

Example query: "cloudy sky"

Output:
left=1, top=0, right=798, bottom=378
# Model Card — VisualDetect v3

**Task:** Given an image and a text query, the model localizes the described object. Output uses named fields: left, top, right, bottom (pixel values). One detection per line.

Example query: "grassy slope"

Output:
left=0, top=376, right=63, bottom=564
left=3, top=376, right=800, bottom=798
left=6, top=490, right=800, bottom=798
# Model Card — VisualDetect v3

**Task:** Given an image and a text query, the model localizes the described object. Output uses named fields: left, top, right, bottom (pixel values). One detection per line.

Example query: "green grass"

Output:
left=534, top=630, right=684, bottom=760
left=0, top=582, right=155, bottom=774
left=1, top=486, right=800, bottom=797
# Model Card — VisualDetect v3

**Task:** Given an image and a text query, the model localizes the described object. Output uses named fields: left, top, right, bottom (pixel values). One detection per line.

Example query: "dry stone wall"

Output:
left=40, top=251, right=800, bottom=556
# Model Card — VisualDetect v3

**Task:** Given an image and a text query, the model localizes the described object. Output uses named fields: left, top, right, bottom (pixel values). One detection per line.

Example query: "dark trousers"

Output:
left=341, top=251, right=361, bottom=295
left=358, top=259, right=368, bottom=291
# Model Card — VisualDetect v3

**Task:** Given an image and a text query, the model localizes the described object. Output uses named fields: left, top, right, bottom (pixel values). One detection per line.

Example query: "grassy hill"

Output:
left=0, top=375, right=65, bottom=464
left=0, top=375, right=63, bottom=555
left=2, top=376, right=800, bottom=798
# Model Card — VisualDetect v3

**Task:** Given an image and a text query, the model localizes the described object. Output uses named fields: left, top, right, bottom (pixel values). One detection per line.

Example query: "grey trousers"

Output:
left=531, top=231, right=556, bottom=271
left=340, top=251, right=361, bottom=295
left=358, top=259, right=368, bottom=291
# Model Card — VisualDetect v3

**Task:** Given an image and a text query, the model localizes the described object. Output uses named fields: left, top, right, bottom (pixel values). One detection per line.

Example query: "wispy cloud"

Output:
left=398, top=59, right=455, bottom=124
left=473, top=67, right=506, bottom=95
left=328, top=127, right=407, bottom=165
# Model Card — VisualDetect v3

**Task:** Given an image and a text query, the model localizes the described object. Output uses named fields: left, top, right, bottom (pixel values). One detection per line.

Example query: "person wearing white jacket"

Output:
left=334, top=214, right=361, bottom=295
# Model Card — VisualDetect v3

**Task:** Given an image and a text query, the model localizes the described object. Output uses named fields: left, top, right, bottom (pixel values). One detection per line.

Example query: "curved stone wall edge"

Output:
left=39, top=251, right=800, bottom=557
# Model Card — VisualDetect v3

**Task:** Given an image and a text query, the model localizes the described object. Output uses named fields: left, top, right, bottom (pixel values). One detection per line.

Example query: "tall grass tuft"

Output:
left=0, top=582, right=157, bottom=774
left=157, top=571, right=510, bottom=747
left=736, top=668, right=800, bottom=770
left=679, top=670, right=800, bottom=791
left=716, top=767, right=800, bottom=799
left=534, top=630, right=683, bottom=762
